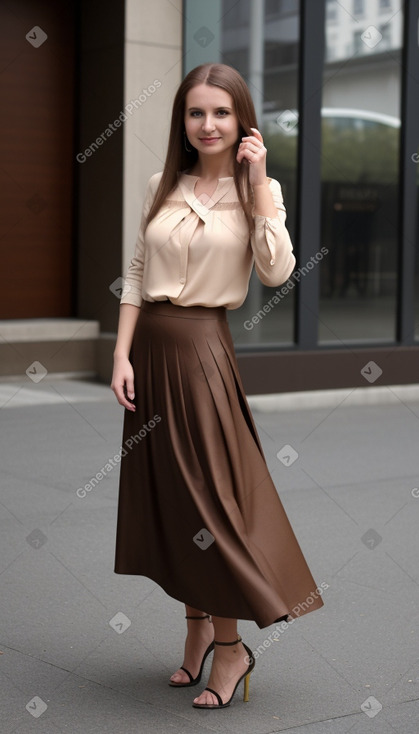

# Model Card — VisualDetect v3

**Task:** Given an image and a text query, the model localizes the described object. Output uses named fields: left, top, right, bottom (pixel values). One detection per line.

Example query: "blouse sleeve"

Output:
left=120, top=172, right=162, bottom=307
left=250, top=177, right=296, bottom=287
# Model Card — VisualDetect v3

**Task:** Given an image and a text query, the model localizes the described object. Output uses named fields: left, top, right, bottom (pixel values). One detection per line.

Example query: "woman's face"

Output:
left=184, top=84, right=239, bottom=159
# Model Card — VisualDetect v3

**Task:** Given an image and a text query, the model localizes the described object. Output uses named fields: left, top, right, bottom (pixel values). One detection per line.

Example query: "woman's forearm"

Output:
left=113, top=303, right=141, bottom=359
left=252, top=180, right=278, bottom=217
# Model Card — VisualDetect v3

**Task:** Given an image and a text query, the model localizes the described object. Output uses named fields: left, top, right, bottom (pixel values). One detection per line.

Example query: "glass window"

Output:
left=415, top=163, right=419, bottom=340
left=326, top=0, right=337, bottom=22
left=184, top=0, right=299, bottom=349
left=266, top=0, right=283, bottom=17
left=318, top=0, right=403, bottom=344
left=353, top=0, right=364, bottom=16
left=220, top=0, right=300, bottom=348
left=379, top=23, right=392, bottom=49
left=222, top=0, right=250, bottom=29
left=352, top=30, right=364, bottom=55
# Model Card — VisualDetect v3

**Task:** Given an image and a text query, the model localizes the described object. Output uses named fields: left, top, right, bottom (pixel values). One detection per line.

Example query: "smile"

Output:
left=199, top=137, right=221, bottom=144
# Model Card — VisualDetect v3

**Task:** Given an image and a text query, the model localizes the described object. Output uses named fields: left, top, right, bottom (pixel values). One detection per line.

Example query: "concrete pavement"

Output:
left=1, top=377, right=419, bottom=733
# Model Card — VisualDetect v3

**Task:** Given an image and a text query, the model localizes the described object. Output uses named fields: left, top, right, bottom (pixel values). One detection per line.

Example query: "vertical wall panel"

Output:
left=75, top=0, right=125, bottom=333
left=0, top=0, right=75, bottom=318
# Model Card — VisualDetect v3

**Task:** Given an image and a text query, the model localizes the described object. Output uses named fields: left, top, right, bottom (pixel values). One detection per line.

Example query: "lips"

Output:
left=199, top=137, right=220, bottom=141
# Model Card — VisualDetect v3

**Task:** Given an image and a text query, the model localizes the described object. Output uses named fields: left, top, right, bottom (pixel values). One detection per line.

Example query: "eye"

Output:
left=188, top=110, right=229, bottom=117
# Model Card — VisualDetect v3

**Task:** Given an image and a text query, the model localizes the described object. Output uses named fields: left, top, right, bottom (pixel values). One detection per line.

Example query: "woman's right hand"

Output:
left=111, top=355, right=136, bottom=412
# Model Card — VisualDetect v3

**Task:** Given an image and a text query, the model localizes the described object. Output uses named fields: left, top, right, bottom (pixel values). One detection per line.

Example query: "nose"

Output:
left=201, top=115, right=215, bottom=133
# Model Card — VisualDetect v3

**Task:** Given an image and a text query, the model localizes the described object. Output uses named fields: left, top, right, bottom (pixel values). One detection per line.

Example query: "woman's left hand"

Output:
left=236, top=127, right=267, bottom=186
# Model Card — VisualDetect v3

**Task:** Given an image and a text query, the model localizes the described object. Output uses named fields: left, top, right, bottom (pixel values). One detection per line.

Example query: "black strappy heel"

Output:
left=168, top=614, right=214, bottom=687
left=192, top=635, right=255, bottom=708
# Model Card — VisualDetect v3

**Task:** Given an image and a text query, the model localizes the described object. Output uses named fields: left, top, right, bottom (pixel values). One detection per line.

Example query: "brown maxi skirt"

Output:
left=114, top=300, right=324, bottom=629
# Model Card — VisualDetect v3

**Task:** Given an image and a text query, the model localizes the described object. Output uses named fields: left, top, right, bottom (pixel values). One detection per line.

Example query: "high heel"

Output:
left=192, top=635, right=255, bottom=709
left=168, top=614, right=214, bottom=687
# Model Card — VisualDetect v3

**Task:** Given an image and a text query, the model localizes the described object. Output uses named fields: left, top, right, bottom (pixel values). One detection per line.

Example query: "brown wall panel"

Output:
left=0, top=0, right=74, bottom=318
left=237, top=346, right=419, bottom=394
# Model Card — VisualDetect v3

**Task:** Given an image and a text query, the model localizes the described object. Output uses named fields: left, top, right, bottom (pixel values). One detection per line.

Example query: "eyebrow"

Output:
left=187, top=106, right=233, bottom=111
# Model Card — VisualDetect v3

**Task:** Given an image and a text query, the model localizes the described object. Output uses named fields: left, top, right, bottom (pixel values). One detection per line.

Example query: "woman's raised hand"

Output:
left=236, top=127, right=268, bottom=187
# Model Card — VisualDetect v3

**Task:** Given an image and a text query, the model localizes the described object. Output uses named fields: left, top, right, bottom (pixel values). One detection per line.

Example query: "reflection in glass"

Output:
left=319, top=0, right=403, bottom=343
left=220, top=0, right=300, bottom=348
left=415, top=161, right=419, bottom=339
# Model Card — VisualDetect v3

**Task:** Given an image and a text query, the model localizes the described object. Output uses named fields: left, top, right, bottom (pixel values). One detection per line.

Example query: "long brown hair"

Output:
left=146, top=63, right=258, bottom=232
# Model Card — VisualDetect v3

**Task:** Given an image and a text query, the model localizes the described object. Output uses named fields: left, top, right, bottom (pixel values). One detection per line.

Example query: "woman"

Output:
left=111, top=63, right=323, bottom=710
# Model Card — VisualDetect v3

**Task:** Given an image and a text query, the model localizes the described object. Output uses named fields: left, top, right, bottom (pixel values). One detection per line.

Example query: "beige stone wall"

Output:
left=122, top=0, right=183, bottom=272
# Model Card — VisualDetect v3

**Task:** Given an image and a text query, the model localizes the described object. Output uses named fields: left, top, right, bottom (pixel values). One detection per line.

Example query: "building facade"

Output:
left=1, top=0, right=418, bottom=393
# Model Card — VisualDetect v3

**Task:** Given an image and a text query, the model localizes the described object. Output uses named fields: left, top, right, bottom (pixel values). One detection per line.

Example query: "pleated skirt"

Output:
left=114, top=299, right=324, bottom=629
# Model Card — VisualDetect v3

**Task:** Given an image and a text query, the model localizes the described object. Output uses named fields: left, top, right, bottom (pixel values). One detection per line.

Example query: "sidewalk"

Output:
left=1, top=378, right=418, bottom=733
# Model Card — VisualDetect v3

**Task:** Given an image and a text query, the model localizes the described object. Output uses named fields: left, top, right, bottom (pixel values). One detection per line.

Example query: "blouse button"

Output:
left=179, top=277, right=185, bottom=284
left=270, top=258, right=275, bottom=266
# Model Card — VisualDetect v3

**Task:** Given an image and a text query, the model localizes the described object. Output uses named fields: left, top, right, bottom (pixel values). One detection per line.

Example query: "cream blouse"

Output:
left=120, top=171, right=295, bottom=310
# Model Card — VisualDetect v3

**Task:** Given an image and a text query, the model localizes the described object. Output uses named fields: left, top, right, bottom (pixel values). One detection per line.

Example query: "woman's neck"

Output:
left=190, top=153, right=235, bottom=180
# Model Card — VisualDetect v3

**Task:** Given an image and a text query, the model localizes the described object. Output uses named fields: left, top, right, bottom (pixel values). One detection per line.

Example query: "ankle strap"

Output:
left=185, top=614, right=212, bottom=621
left=214, top=635, right=242, bottom=646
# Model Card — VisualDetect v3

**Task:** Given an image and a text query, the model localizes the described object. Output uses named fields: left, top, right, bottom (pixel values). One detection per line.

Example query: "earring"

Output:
left=183, top=131, right=192, bottom=152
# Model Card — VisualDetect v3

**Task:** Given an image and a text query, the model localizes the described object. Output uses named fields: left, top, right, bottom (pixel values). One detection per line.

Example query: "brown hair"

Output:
left=146, top=63, right=258, bottom=232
